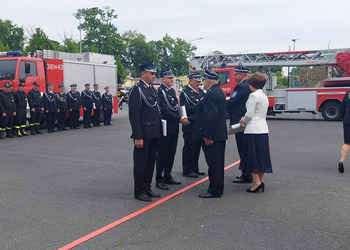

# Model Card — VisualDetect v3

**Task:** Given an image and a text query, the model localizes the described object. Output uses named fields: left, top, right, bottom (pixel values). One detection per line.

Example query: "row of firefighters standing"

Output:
left=0, top=82, right=114, bottom=139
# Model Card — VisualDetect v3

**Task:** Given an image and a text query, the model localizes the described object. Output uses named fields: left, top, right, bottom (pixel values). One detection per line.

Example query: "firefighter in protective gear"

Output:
left=0, top=83, right=16, bottom=139
left=13, top=82, right=29, bottom=137
left=28, top=82, right=44, bottom=135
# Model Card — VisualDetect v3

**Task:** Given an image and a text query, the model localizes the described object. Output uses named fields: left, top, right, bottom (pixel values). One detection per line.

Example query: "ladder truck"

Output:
left=190, top=48, right=350, bottom=121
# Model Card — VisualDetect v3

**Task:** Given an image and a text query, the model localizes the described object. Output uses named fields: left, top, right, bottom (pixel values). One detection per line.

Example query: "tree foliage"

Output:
left=0, top=19, right=24, bottom=51
left=24, top=28, right=59, bottom=55
left=74, top=6, right=126, bottom=79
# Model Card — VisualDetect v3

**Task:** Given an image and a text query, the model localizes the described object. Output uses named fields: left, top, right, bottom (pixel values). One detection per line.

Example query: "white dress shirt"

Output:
left=243, top=89, right=269, bottom=134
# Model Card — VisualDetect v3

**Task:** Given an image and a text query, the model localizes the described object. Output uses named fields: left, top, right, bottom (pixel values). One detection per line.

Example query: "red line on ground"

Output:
left=58, top=160, right=240, bottom=250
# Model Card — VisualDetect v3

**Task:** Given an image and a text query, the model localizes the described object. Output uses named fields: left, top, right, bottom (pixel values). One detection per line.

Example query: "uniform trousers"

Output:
left=182, top=135, right=201, bottom=174
left=235, top=131, right=252, bottom=181
left=202, top=141, right=226, bottom=197
left=30, top=108, right=41, bottom=127
left=57, top=111, right=67, bottom=129
left=134, top=138, right=159, bottom=196
left=46, top=112, right=57, bottom=132
left=156, top=133, right=178, bottom=183
left=14, top=108, right=26, bottom=128
left=1, top=111, right=14, bottom=130
left=93, top=108, right=101, bottom=126
left=70, top=110, right=80, bottom=128
left=103, top=109, right=112, bottom=125
left=83, top=108, right=92, bottom=127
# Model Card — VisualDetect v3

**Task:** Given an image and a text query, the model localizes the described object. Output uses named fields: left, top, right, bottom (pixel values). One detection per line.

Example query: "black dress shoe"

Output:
left=183, top=172, right=199, bottom=178
left=338, top=161, right=344, bottom=173
left=246, top=183, right=265, bottom=193
left=199, top=192, right=221, bottom=198
left=135, top=194, right=152, bottom=202
left=165, top=178, right=182, bottom=185
left=195, top=171, right=205, bottom=175
left=156, top=182, right=169, bottom=190
left=232, top=177, right=253, bottom=183
left=146, top=190, right=161, bottom=198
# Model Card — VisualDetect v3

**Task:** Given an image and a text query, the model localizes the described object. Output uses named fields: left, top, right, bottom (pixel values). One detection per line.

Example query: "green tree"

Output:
left=60, top=38, right=80, bottom=53
left=150, top=34, right=196, bottom=76
left=121, top=30, right=147, bottom=67
left=74, top=6, right=126, bottom=80
left=0, top=19, right=24, bottom=51
left=24, top=28, right=59, bottom=55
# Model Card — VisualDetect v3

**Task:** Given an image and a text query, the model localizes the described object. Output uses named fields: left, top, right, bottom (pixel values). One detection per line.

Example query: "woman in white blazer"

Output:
left=239, top=73, right=272, bottom=193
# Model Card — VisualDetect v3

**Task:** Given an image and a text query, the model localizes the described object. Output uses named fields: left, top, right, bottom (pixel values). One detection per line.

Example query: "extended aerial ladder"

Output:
left=189, top=48, right=350, bottom=121
left=190, top=48, right=350, bottom=72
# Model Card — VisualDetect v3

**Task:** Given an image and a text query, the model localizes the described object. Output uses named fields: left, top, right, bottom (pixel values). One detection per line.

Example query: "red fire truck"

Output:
left=190, top=48, right=350, bottom=121
left=0, top=50, right=119, bottom=120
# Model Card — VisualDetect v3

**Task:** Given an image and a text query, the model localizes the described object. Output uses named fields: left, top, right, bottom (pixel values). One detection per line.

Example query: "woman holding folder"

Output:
left=239, top=73, right=272, bottom=193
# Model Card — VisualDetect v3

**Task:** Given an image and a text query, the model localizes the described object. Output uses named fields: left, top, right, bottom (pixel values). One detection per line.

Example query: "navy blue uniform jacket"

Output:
left=179, top=85, right=204, bottom=137
left=226, top=79, right=251, bottom=125
left=157, top=84, right=181, bottom=134
left=128, top=80, right=162, bottom=140
left=192, top=84, right=227, bottom=142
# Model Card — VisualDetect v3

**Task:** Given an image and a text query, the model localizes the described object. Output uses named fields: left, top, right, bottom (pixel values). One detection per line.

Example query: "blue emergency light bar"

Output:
left=0, top=51, right=23, bottom=57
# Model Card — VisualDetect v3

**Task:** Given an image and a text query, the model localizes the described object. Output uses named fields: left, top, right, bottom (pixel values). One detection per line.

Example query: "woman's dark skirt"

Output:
left=343, top=123, right=350, bottom=144
left=240, top=133, right=273, bottom=173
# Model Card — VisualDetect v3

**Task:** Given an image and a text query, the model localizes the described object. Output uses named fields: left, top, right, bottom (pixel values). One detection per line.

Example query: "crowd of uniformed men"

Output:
left=129, top=62, right=253, bottom=202
left=0, top=82, right=114, bottom=139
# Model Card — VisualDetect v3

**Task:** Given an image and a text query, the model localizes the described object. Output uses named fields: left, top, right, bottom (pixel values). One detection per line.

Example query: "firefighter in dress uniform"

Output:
left=0, top=83, right=16, bottom=139
left=102, top=86, right=113, bottom=126
left=155, top=69, right=190, bottom=190
left=193, top=70, right=228, bottom=198
left=92, top=83, right=102, bottom=127
left=13, top=82, right=29, bottom=137
left=81, top=83, right=93, bottom=128
left=57, top=84, right=68, bottom=131
left=179, top=73, right=205, bottom=178
left=128, top=62, right=162, bottom=202
left=43, top=83, right=59, bottom=133
left=67, top=84, right=81, bottom=129
left=227, top=66, right=253, bottom=184
left=28, top=82, right=43, bottom=135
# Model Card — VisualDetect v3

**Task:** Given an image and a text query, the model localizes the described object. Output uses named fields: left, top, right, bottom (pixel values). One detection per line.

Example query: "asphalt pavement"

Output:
left=1, top=107, right=350, bottom=250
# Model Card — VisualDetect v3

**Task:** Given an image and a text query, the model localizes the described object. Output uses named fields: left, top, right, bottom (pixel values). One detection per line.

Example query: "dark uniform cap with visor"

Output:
left=93, top=83, right=99, bottom=87
left=188, top=73, right=202, bottom=82
left=85, top=83, right=90, bottom=87
left=47, top=83, right=53, bottom=87
left=138, top=62, right=157, bottom=72
left=160, top=69, right=175, bottom=78
left=203, top=69, right=220, bottom=80
left=59, top=85, right=65, bottom=89
left=104, top=86, right=110, bottom=90
left=4, top=83, right=11, bottom=88
left=70, top=84, right=77, bottom=88
left=234, top=65, right=249, bottom=75
left=33, top=82, right=39, bottom=86
left=18, top=83, right=25, bottom=87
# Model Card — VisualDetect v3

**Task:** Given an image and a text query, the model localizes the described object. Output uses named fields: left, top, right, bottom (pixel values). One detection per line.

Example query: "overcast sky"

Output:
left=2, top=0, right=350, bottom=55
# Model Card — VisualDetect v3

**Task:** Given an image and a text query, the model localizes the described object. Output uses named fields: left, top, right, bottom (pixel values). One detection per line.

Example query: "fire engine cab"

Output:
left=190, top=48, right=350, bottom=121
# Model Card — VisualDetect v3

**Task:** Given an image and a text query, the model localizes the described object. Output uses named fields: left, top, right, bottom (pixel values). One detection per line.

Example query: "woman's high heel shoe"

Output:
left=246, top=182, right=265, bottom=193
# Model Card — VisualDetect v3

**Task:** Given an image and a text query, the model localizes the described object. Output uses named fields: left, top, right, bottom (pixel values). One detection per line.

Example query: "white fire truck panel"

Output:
left=286, top=91, right=317, bottom=111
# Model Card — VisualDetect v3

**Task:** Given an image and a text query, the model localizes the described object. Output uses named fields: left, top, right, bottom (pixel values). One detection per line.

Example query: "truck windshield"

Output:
left=218, top=71, right=230, bottom=86
left=0, top=59, right=17, bottom=80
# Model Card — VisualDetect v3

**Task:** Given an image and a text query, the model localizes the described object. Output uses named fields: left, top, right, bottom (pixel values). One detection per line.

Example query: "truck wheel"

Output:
left=321, top=102, right=341, bottom=121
